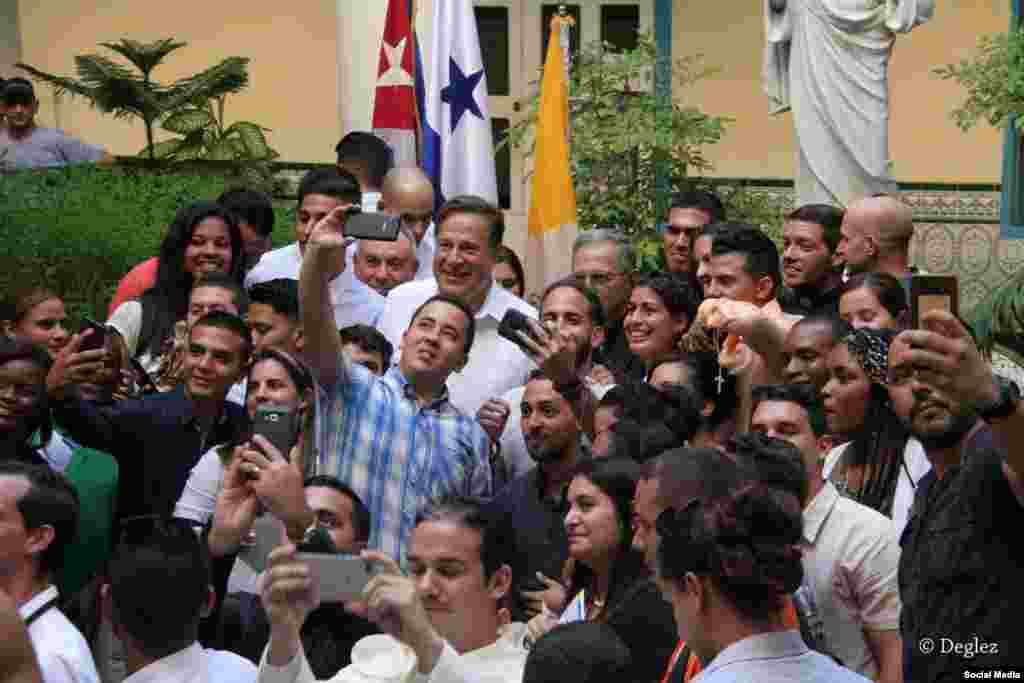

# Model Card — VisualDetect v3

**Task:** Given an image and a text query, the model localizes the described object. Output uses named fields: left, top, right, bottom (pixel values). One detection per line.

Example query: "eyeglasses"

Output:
left=575, top=271, right=623, bottom=288
left=118, top=515, right=203, bottom=546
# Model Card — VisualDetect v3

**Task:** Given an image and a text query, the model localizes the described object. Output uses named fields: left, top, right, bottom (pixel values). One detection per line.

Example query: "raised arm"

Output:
left=299, top=206, right=356, bottom=388
left=896, top=311, right=1024, bottom=480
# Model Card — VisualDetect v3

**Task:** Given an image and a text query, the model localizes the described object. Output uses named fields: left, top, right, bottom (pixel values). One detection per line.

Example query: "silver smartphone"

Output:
left=296, top=553, right=376, bottom=603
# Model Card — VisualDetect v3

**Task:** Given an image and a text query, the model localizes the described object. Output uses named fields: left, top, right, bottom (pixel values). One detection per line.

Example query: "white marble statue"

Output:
left=763, top=0, right=934, bottom=207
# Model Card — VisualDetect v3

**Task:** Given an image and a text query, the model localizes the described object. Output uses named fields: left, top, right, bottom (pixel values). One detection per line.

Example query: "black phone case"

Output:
left=344, top=212, right=401, bottom=242
left=497, top=309, right=537, bottom=352
left=252, top=407, right=300, bottom=460
left=79, top=317, right=108, bottom=353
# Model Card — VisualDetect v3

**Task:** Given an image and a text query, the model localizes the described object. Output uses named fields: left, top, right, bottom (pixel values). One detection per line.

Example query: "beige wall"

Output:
left=675, top=1, right=1009, bottom=184
left=17, top=0, right=341, bottom=162
left=0, top=0, right=21, bottom=78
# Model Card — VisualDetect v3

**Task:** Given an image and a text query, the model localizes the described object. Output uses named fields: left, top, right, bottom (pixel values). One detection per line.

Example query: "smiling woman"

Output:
left=624, top=274, right=700, bottom=369
left=106, top=201, right=245, bottom=382
left=530, top=457, right=678, bottom=683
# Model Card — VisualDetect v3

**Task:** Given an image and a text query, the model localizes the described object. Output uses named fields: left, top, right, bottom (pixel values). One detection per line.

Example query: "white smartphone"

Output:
left=297, top=553, right=375, bottom=603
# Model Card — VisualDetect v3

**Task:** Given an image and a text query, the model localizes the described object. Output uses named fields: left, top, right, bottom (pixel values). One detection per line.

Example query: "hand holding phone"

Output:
left=252, top=404, right=301, bottom=461
left=910, top=276, right=958, bottom=329
left=78, top=317, right=109, bottom=353
left=498, top=309, right=542, bottom=354
left=343, top=212, right=401, bottom=242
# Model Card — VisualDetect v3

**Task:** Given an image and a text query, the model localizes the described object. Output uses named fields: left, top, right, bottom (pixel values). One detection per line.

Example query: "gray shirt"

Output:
left=0, top=127, right=106, bottom=169
left=696, top=631, right=870, bottom=682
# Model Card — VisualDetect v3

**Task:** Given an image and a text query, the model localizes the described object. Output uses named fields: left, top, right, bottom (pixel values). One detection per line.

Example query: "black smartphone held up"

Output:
left=252, top=404, right=301, bottom=460
left=910, top=275, right=958, bottom=329
left=344, top=212, right=401, bottom=242
left=78, top=317, right=109, bottom=353
left=498, top=309, right=543, bottom=354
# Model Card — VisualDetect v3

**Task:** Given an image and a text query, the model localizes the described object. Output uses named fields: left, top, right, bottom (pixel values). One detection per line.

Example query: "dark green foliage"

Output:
left=0, top=166, right=294, bottom=323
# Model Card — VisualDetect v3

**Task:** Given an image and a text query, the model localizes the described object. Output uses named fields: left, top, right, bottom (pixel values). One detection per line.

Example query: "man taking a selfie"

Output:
left=299, top=203, right=492, bottom=562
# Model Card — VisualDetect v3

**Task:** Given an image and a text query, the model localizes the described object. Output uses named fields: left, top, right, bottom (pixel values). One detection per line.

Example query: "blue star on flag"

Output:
left=440, top=58, right=485, bottom=133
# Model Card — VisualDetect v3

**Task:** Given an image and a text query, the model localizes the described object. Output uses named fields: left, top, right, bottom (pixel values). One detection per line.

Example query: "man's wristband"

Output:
left=978, top=376, right=1021, bottom=422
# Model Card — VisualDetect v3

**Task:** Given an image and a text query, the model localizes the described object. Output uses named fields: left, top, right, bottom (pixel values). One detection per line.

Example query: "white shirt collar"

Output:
left=18, top=585, right=58, bottom=621
left=803, top=480, right=840, bottom=545
left=123, top=642, right=204, bottom=683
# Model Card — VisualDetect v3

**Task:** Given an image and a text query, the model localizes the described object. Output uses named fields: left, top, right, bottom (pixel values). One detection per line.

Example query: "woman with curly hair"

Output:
left=656, top=482, right=869, bottom=681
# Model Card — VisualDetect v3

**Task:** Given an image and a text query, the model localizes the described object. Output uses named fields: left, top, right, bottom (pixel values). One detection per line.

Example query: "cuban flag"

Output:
left=372, top=0, right=418, bottom=167
left=419, top=0, right=498, bottom=208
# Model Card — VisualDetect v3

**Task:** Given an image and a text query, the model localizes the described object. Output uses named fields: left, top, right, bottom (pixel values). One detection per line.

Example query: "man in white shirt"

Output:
left=259, top=497, right=527, bottom=683
left=0, top=462, right=100, bottom=683
left=378, top=196, right=536, bottom=416
left=103, top=515, right=256, bottom=683
left=246, top=169, right=385, bottom=330
left=335, top=132, right=393, bottom=214
left=749, top=386, right=903, bottom=683
left=352, top=227, right=419, bottom=297
left=380, top=167, right=437, bottom=282
left=478, top=276, right=611, bottom=481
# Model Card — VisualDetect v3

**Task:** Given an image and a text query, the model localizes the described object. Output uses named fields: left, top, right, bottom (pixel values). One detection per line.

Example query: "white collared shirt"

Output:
left=377, top=278, right=537, bottom=416
left=258, top=623, right=528, bottom=683
left=801, top=481, right=902, bottom=679
left=20, top=586, right=100, bottom=683
left=124, top=642, right=256, bottom=683
left=823, top=437, right=932, bottom=537
left=245, top=243, right=385, bottom=330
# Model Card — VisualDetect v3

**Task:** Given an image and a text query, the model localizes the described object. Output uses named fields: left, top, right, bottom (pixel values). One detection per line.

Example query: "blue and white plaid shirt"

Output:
left=316, top=361, right=492, bottom=562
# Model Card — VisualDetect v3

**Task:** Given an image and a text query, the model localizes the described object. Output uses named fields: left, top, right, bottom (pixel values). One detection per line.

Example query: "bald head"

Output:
left=381, top=167, right=435, bottom=243
left=839, top=195, right=914, bottom=276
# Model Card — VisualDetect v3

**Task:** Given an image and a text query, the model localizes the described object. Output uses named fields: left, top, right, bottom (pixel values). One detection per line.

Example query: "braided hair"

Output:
left=832, top=328, right=910, bottom=516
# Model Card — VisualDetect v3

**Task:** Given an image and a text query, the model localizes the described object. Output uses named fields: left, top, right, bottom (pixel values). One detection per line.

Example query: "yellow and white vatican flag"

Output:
left=526, top=14, right=577, bottom=292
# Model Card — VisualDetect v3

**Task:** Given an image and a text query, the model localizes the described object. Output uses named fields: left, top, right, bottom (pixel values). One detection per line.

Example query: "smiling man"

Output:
left=778, top=204, right=844, bottom=316
left=47, top=312, right=250, bottom=521
left=300, top=203, right=492, bottom=561
left=377, top=195, right=537, bottom=417
left=259, top=498, right=527, bottom=683
left=245, top=169, right=386, bottom=330
left=662, top=190, right=726, bottom=276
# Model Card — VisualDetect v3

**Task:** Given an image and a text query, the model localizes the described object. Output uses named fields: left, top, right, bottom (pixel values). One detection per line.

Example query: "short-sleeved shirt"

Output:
left=317, top=362, right=492, bottom=561
left=900, top=447, right=1024, bottom=682
left=801, top=482, right=901, bottom=678
left=0, top=127, right=105, bottom=169
left=108, top=257, right=159, bottom=317
left=377, top=278, right=537, bottom=416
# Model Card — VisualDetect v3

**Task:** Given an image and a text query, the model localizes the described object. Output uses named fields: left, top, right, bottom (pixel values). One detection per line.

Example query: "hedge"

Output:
left=1, top=165, right=295, bottom=323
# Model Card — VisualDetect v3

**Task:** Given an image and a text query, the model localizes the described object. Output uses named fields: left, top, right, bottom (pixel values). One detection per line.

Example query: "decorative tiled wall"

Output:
left=730, top=181, right=1018, bottom=313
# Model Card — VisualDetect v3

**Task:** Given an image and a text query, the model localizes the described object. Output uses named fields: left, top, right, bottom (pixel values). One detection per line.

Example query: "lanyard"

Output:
left=24, top=597, right=58, bottom=627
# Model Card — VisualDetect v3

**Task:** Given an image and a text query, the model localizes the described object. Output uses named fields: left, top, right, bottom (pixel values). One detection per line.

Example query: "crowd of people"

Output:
left=2, top=74, right=1023, bottom=683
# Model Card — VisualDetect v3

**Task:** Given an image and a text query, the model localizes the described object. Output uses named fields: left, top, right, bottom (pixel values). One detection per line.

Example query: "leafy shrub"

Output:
left=1, top=165, right=294, bottom=322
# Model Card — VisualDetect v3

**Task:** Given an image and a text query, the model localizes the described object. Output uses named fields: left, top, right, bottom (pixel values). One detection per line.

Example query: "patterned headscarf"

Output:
left=841, top=328, right=894, bottom=386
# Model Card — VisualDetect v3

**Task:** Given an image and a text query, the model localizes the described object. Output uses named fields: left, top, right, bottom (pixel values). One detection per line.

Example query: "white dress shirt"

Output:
left=823, top=437, right=931, bottom=537
left=246, top=243, right=385, bottom=330
left=801, top=481, right=902, bottom=679
left=377, top=278, right=537, bottom=416
left=124, top=642, right=257, bottom=683
left=258, top=624, right=528, bottom=683
left=20, top=586, right=100, bottom=683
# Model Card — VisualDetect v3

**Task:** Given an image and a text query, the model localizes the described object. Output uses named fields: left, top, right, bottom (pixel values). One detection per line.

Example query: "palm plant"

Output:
left=16, top=38, right=250, bottom=162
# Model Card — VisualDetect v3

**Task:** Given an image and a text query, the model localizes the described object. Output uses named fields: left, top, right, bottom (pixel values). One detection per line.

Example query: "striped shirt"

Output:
left=317, top=362, right=492, bottom=561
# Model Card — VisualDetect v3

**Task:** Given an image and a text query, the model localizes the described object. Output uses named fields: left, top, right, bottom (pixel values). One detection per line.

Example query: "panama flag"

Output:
left=420, top=0, right=498, bottom=207
left=372, top=0, right=418, bottom=167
